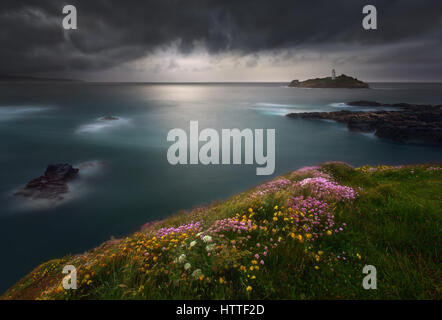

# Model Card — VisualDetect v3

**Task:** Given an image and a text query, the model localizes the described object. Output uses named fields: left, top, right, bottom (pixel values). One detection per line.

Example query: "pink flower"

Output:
left=297, top=177, right=357, bottom=201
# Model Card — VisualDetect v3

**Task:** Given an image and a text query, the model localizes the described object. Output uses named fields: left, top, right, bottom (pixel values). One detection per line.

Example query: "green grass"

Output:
left=2, top=162, right=441, bottom=300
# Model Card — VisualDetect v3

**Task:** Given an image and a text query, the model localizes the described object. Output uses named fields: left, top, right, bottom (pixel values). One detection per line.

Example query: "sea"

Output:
left=0, top=82, right=441, bottom=293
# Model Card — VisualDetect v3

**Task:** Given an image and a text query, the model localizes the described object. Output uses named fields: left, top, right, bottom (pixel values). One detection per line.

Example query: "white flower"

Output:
left=191, top=269, right=202, bottom=279
left=184, top=263, right=191, bottom=271
left=190, top=240, right=197, bottom=247
left=205, top=244, right=215, bottom=252
left=196, top=232, right=203, bottom=237
left=178, top=254, right=186, bottom=263
left=202, top=235, right=212, bottom=243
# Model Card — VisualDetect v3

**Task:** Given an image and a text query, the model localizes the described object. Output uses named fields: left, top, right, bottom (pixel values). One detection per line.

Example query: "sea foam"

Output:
left=76, top=116, right=131, bottom=133
left=0, top=106, right=53, bottom=121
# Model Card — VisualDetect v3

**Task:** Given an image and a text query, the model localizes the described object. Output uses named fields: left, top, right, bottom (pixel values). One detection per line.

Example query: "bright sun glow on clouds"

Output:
left=87, top=49, right=341, bottom=82
left=84, top=40, right=439, bottom=83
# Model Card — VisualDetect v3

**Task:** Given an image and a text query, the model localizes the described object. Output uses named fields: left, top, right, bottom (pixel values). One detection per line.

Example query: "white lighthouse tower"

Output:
left=332, top=69, right=336, bottom=80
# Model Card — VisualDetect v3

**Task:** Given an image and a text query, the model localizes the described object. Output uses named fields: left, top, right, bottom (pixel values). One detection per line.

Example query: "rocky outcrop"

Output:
left=287, top=101, right=442, bottom=145
left=15, top=164, right=79, bottom=201
left=288, top=74, right=369, bottom=89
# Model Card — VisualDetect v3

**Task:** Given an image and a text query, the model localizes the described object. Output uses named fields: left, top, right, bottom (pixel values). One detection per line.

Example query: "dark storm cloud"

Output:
left=1, top=0, right=441, bottom=77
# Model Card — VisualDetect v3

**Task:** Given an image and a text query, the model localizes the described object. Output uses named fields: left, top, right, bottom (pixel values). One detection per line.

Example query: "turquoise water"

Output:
left=0, top=82, right=441, bottom=292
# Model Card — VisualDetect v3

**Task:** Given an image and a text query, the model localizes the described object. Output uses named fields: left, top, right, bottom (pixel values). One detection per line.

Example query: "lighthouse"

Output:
left=332, top=69, right=336, bottom=80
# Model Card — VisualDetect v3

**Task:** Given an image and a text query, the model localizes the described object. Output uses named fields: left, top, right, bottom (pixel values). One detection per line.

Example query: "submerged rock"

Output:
left=15, top=163, right=79, bottom=201
left=346, top=101, right=383, bottom=107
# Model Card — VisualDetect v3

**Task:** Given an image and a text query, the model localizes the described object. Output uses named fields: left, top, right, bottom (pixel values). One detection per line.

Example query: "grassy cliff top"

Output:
left=2, top=162, right=441, bottom=300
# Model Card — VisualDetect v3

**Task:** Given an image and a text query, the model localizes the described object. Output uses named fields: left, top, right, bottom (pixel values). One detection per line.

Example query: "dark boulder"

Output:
left=15, top=163, right=79, bottom=201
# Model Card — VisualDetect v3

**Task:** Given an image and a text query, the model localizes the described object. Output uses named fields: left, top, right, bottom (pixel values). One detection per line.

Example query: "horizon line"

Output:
left=2, top=80, right=442, bottom=84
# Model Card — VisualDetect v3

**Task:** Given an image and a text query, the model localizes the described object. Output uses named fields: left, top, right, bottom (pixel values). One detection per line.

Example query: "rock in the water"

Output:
left=287, top=102, right=442, bottom=145
left=15, top=163, right=79, bottom=201
left=100, top=116, right=119, bottom=121
left=346, top=101, right=383, bottom=107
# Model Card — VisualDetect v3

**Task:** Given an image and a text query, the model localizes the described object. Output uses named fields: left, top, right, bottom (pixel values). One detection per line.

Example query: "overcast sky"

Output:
left=1, top=0, right=442, bottom=82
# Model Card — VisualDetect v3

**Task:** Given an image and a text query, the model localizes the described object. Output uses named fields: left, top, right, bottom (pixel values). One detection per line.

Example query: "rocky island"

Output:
left=289, top=73, right=369, bottom=89
left=287, top=101, right=442, bottom=145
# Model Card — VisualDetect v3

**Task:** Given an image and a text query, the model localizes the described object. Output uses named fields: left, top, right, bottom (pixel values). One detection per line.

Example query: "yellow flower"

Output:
left=306, top=233, right=312, bottom=239
left=252, top=260, right=258, bottom=265
left=248, top=208, right=253, bottom=213
left=273, top=217, right=278, bottom=221
left=199, top=275, right=205, bottom=281
left=274, top=205, right=278, bottom=210
left=356, top=253, right=361, bottom=260
left=246, top=286, right=252, bottom=292
left=318, top=251, right=324, bottom=256
left=326, top=230, right=332, bottom=236
left=219, top=277, right=224, bottom=284
left=297, top=234, right=303, bottom=241
left=249, top=266, right=254, bottom=271
left=314, top=266, right=319, bottom=270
